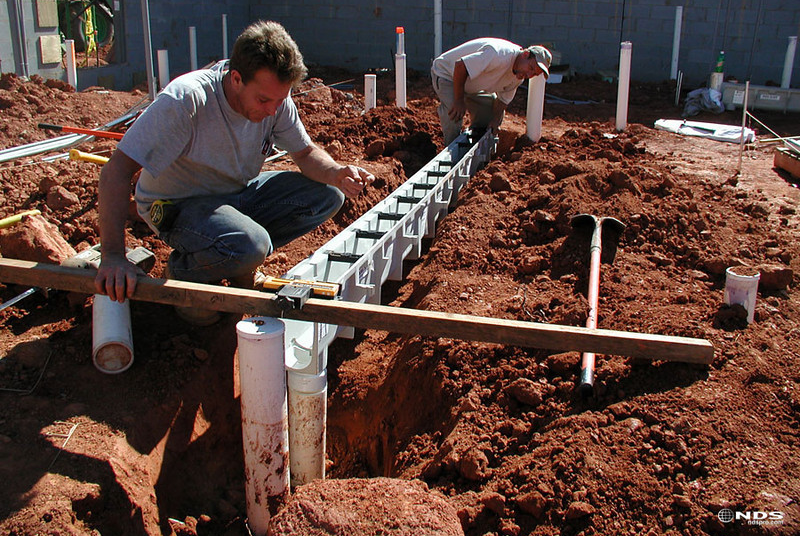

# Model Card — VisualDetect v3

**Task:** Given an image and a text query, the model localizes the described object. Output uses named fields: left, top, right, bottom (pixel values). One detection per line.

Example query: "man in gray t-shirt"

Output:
left=431, top=38, right=551, bottom=145
left=95, top=21, right=374, bottom=315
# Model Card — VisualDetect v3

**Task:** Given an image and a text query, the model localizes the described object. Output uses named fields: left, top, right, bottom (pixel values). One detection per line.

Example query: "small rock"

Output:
left=46, top=185, right=80, bottom=210
left=365, top=139, right=386, bottom=158
left=489, top=173, right=512, bottom=192
left=516, top=490, right=546, bottom=518
left=564, top=501, right=595, bottom=520
left=458, top=448, right=489, bottom=481
left=757, top=264, right=793, bottom=290
left=505, top=378, right=544, bottom=406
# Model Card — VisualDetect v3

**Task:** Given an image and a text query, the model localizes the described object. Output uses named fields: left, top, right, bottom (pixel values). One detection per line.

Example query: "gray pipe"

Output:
left=14, top=0, right=29, bottom=77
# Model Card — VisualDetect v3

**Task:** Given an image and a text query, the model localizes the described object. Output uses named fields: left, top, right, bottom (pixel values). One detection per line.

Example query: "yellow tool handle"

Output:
left=69, top=149, right=110, bottom=165
left=0, top=209, right=41, bottom=229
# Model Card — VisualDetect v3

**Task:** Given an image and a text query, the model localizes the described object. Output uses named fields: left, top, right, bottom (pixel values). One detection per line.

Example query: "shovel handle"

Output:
left=38, top=123, right=124, bottom=140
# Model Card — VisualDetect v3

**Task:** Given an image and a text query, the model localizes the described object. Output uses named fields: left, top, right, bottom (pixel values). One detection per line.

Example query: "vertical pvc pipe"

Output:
left=92, top=295, right=134, bottom=374
left=782, top=36, right=797, bottom=89
left=670, top=6, right=683, bottom=80
left=287, top=370, right=327, bottom=486
left=526, top=75, right=546, bottom=142
left=157, top=49, right=170, bottom=90
left=364, top=73, right=377, bottom=111
left=616, top=41, right=633, bottom=132
left=140, top=0, right=157, bottom=101
left=434, top=0, right=442, bottom=58
left=395, top=27, right=407, bottom=108
left=222, top=14, right=229, bottom=59
left=737, top=81, right=749, bottom=174
left=65, top=40, right=77, bottom=88
left=189, top=26, right=198, bottom=71
left=236, top=317, right=290, bottom=536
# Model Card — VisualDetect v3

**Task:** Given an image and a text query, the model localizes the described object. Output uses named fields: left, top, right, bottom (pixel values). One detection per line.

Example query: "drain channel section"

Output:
left=281, top=130, right=495, bottom=376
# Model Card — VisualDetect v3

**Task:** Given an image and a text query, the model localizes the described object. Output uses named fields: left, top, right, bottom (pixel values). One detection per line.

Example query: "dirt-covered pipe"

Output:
left=288, top=370, right=327, bottom=486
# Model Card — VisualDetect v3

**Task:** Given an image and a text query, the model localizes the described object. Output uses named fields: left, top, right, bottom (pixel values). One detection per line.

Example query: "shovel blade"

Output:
left=600, top=217, right=626, bottom=264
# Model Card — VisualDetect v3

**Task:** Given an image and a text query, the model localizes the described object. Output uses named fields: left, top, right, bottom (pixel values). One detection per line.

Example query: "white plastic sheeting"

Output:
left=654, top=119, right=756, bottom=144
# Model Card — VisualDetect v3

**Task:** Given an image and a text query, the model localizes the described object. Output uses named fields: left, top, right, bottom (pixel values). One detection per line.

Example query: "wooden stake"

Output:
left=0, top=258, right=714, bottom=364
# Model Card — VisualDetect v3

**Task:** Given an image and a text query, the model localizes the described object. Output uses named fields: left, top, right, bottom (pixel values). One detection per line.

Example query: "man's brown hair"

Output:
left=229, top=20, right=307, bottom=85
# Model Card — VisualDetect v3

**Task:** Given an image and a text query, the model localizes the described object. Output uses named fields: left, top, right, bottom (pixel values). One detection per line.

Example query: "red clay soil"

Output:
left=1, top=66, right=799, bottom=536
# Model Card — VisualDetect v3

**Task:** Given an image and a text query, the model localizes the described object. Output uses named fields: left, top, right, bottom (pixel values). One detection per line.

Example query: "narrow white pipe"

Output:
left=140, top=0, right=157, bottom=100
left=526, top=75, right=546, bottom=142
left=14, top=0, right=29, bottom=77
left=157, top=49, right=170, bottom=90
left=395, top=27, right=407, bottom=108
left=364, top=73, right=377, bottom=111
left=189, top=26, right=198, bottom=71
left=65, top=40, right=78, bottom=88
left=616, top=41, right=633, bottom=132
left=287, top=370, right=327, bottom=486
left=670, top=6, right=683, bottom=80
left=92, top=295, right=134, bottom=374
left=222, top=14, right=228, bottom=59
left=434, top=0, right=442, bottom=58
left=782, top=36, right=797, bottom=89
left=236, top=317, right=290, bottom=536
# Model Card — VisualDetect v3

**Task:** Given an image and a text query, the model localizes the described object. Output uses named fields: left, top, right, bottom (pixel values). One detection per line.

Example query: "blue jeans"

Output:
left=431, top=71, right=501, bottom=145
left=159, top=171, right=344, bottom=283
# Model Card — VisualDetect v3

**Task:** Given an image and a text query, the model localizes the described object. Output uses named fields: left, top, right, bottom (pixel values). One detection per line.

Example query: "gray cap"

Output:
left=529, top=45, right=552, bottom=78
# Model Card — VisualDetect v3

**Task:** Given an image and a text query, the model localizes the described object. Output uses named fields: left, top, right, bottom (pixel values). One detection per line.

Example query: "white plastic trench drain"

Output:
left=235, top=130, right=495, bottom=534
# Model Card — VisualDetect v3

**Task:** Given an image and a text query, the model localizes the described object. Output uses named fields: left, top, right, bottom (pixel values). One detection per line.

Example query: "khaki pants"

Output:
left=431, top=71, right=503, bottom=145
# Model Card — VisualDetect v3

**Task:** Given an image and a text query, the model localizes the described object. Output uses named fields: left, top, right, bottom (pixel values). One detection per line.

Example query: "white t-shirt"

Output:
left=121, top=61, right=312, bottom=212
left=431, top=38, right=524, bottom=104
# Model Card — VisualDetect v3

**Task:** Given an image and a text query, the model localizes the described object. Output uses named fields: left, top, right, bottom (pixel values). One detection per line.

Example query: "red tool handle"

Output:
left=38, top=123, right=124, bottom=140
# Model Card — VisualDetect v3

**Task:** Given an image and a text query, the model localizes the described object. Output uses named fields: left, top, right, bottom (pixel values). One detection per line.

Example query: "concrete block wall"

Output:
left=1, top=0, right=63, bottom=82
left=1, top=1, right=798, bottom=92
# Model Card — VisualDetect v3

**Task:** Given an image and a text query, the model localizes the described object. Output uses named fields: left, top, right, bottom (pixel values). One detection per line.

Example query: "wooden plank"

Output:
left=0, top=258, right=714, bottom=363
left=775, top=147, right=800, bottom=179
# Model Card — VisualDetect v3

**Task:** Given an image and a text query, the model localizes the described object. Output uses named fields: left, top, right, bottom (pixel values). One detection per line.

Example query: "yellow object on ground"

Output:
left=69, top=149, right=109, bottom=165
left=0, top=209, right=41, bottom=229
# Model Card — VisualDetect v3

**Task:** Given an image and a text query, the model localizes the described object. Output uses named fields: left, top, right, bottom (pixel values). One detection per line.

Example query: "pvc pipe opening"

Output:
left=287, top=370, right=328, bottom=487
left=364, top=74, right=377, bottom=111
left=92, top=294, right=134, bottom=374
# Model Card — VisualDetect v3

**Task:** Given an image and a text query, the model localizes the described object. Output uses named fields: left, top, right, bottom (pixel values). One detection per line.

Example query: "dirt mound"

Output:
left=1, top=68, right=799, bottom=536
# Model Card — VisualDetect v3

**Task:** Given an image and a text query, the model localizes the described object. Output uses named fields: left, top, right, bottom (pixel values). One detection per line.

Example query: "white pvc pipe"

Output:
left=140, top=0, right=157, bottom=100
left=65, top=40, right=77, bottom=88
left=434, top=0, right=442, bottom=58
left=287, top=370, right=327, bottom=486
left=157, top=49, right=170, bottom=90
left=782, top=36, right=797, bottom=89
left=616, top=41, right=633, bottom=132
left=236, top=317, right=290, bottom=536
left=738, top=81, right=749, bottom=174
left=364, top=73, right=377, bottom=111
left=92, top=295, right=134, bottom=374
left=670, top=6, right=683, bottom=80
left=395, top=27, right=407, bottom=108
left=222, top=14, right=228, bottom=59
left=526, top=75, right=546, bottom=142
left=189, top=26, right=198, bottom=71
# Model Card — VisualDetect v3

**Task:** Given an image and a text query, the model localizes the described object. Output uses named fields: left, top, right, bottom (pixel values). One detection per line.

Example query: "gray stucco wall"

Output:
left=2, top=0, right=64, bottom=81
left=2, top=1, right=799, bottom=91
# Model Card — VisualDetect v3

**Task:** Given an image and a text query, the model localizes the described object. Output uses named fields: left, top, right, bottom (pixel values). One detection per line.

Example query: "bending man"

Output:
left=431, top=38, right=551, bottom=145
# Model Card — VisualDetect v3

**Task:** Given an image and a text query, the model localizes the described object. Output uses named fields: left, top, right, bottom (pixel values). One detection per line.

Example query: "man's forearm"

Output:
left=98, top=151, right=141, bottom=257
left=292, top=143, right=343, bottom=186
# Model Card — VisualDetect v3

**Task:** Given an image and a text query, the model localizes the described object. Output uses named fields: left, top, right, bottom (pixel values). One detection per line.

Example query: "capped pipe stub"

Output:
left=396, top=26, right=404, bottom=33
left=235, top=316, right=285, bottom=340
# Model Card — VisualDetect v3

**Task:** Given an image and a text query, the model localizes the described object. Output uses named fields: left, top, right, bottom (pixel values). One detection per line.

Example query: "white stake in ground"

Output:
left=189, top=26, right=198, bottom=71
left=157, top=49, right=170, bottom=90
left=364, top=73, right=377, bottom=111
left=236, top=317, right=290, bottom=536
left=526, top=74, right=546, bottom=142
left=65, top=40, right=77, bottom=88
left=782, top=36, right=797, bottom=89
left=616, top=41, right=633, bottom=132
left=670, top=6, right=683, bottom=80
left=395, top=27, right=407, bottom=108
left=222, top=14, right=228, bottom=59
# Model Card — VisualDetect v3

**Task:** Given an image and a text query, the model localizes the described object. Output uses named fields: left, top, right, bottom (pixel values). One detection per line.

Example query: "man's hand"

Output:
left=94, top=253, right=144, bottom=302
left=448, top=99, right=467, bottom=121
left=336, top=165, right=375, bottom=198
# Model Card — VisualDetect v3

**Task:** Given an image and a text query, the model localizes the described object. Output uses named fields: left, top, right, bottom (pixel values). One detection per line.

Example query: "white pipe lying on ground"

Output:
left=65, top=40, right=77, bottom=88
left=236, top=317, right=290, bottom=536
left=526, top=75, right=546, bottom=142
left=364, top=73, right=377, bottom=111
left=189, top=26, right=198, bottom=71
left=782, top=36, right=797, bottom=89
left=671, top=6, right=683, bottom=80
left=287, top=370, right=327, bottom=486
left=157, top=49, right=170, bottom=90
left=395, top=27, right=407, bottom=108
left=616, top=41, right=633, bottom=132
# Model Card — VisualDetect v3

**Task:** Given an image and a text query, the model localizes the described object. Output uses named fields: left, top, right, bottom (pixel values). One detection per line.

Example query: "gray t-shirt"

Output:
left=121, top=60, right=312, bottom=219
left=431, top=38, right=523, bottom=104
